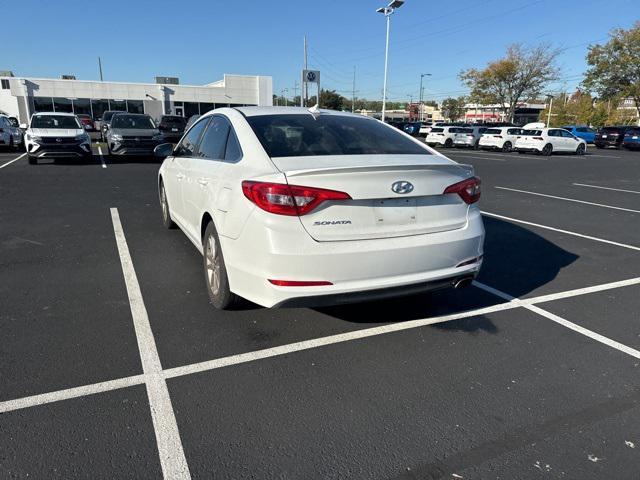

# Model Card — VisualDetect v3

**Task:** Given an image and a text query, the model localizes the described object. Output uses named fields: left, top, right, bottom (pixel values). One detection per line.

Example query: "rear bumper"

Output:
left=222, top=208, right=485, bottom=308
left=515, top=145, right=541, bottom=153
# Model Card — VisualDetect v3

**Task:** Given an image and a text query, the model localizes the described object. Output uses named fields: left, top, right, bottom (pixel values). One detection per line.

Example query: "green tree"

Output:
left=583, top=22, right=640, bottom=121
left=307, top=90, right=346, bottom=110
left=441, top=97, right=466, bottom=121
left=460, top=43, right=560, bottom=122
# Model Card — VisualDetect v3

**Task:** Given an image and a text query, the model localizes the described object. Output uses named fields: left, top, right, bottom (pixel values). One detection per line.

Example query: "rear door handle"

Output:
left=197, top=177, right=209, bottom=186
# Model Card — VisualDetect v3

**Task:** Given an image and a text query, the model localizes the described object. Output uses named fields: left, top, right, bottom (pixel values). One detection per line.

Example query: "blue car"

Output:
left=622, top=128, right=640, bottom=150
left=561, top=125, right=596, bottom=144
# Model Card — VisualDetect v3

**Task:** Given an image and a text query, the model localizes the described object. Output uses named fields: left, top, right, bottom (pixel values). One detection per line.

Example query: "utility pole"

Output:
left=546, top=96, right=554, bottom=127
left=352, top=66, right=356, bottom=113
left=293, top=81, right=299, bottom=106
left=302, top=36, right=308, bottom=107
left=98, top=57, right=103, bottom=81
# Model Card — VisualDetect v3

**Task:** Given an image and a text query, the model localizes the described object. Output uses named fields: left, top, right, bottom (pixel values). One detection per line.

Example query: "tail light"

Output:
left=242, top=181, right=351, bottom=216
left=268, top=279, right=333, bottom=287
left=533, top=136, right=544, bottom=140
left=443, top=177, right=481, bottom=204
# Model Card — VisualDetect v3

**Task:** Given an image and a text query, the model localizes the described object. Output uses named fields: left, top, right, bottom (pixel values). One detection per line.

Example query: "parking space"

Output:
left=1, top=143, right=640, bottom=478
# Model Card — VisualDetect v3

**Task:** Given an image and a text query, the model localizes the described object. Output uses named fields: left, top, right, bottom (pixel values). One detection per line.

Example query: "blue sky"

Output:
left=4, top=0, right=636, bottom=103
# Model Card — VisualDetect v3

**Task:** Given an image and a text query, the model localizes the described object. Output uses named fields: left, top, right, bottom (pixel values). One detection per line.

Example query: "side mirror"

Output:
left=19, top=123, right=27, bottom=129
left=154, top=143, right=174, bottom=158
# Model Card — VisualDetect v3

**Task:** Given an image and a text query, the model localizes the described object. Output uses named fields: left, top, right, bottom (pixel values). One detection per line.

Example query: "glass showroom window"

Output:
left=109, top=99, right=126, bottom=112
left=53, top=97, right=73, bottom=113
left=91, top=99, right=109, bottom=120
left=127, top=100, right=144, bottom=114
left=73, top=98, right=92, bottom=116
left=199, top=103, right=214, bottom=115
left=184, top=102, right=199, bottom=117
left=33, top=97, right=54, bottom=113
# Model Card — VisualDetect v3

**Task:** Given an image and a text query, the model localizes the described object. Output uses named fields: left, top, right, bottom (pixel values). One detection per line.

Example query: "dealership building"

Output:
left=0, top=73, right=273, bottom=124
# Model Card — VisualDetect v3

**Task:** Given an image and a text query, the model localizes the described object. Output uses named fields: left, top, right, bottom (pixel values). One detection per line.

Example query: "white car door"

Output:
left=168, top=118, right=209, bottom=228
left=560, top=129, right=579, bottom=151
left=547, top=129, right=563, bottom=151
left=184, top=115, right=231, bottom=237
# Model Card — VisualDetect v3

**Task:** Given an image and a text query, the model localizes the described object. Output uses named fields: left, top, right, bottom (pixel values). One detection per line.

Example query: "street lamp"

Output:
left=546, top=94, right=554, bottom=127
left=376, top=0, right=404, bottom=122
left=419, top=73, right=431, bottom=122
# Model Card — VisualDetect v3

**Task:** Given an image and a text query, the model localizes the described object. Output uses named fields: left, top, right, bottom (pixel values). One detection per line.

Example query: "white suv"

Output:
left=425, top=126, right=461, bottom=148
left=0, top=114, right=23, bottom=150
left=24, top=112, right=92, bottom=164
left=515, top=127, right=587, bottom=156
left=479, top=127, right=523, bottom=152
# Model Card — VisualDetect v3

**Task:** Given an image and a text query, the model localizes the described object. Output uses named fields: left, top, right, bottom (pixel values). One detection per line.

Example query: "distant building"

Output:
left=0, top=74, right=273, bottom=123
left=463, top=102, right=546, bottom=125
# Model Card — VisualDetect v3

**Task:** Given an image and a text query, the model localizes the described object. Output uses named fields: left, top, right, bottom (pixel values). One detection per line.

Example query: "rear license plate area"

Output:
left=374, top=198, right=417, bottom=226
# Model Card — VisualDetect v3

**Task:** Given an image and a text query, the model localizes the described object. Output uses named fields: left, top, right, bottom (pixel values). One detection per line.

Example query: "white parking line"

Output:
left=98, top=146, right=107, bottom=168
left=495, top=186, right=640, bottom=214
left=481, top=211, right=640, bottom=252
left=110, top=208, right=190, bottom=480
left=0, top=152, right=26, bottom=169
left=573, top=183, right=640, bottom=195
left=474, top=281, right=640, bottom=360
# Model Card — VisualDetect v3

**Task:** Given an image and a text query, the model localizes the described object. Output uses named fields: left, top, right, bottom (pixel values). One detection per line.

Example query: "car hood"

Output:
left=29, top=128, right=83, bottom=137
left=110, top=128, right=159, bottom=136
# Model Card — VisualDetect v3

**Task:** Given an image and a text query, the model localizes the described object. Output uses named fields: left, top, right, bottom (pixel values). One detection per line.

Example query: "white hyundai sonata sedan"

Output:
left=157, top=107, right=484, bottom=309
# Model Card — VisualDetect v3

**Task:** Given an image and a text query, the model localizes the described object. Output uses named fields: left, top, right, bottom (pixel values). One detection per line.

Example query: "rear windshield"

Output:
left=484, top=129, right=501, bottom=134
left=31, top=115, right=80, bottom=129
left=430, top=127, right=444, bottom=133
left=161, top=116, right=187, bottom=125
left=521, top=129, right=542, bottom=136
left=600, top=127, right=623, bottom=133
left=245, top=114, right=429, bottom=157
left=111, top=115, right=155, bottom=129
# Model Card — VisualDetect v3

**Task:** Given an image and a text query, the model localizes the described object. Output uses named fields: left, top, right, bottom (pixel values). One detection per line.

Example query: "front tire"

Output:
left=28, top=155, right=37, bottom=165
left=159, top=181, right=177, bottom=229
left=203, top=222, right=238, bottom=310
left=502, top=141, right=512, bottom=152
left=541, top=144, right=553, bottom=156
left=444, top=138, right=453, bottom=148
left=576, top=144, right=586, bottom=155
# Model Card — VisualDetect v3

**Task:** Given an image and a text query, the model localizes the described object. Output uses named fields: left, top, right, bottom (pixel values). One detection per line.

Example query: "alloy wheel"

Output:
left=205, top=234, right=221, bottom=296
left=160, top=185, right=168, bottom=223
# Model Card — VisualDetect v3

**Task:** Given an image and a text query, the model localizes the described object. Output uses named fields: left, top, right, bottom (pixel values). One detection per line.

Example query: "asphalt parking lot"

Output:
left=1, top=144, right=639, bottom=479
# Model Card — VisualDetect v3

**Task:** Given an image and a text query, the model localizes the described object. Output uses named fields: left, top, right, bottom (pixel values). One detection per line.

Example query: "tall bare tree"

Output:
left=460, top=43, right=560, bottom=122
left=583, top=22, right=640, bottom=121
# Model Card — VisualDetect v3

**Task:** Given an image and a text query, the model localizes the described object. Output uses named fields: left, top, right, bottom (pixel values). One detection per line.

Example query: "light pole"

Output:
left=419, top=73, right=431, bottom=122
left=376, top=0, right=404, bottom=122
left=546, top=94, right=554, bottom=127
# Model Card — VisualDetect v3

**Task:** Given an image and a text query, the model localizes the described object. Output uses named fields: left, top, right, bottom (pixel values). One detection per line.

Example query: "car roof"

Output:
left=32, top=112, right=76, bottom=117
left=234, top=106, right=366, bottom=119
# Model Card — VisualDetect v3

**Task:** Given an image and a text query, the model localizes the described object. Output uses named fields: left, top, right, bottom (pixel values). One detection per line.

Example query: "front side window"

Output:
left=197, top=116, right=230, bottom=160
left=560, top=130, right=575, bottom=138
left=31, top=115, right=80, bottom=129
left=245, top=114, right=429, bottom=158
left=175, top=118, right=208, bottom=157
left=111, top=115, right=155, bottom=129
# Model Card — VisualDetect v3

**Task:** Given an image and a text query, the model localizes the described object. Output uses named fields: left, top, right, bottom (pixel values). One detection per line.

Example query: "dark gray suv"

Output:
left=106, top=113, right=164, bottom=157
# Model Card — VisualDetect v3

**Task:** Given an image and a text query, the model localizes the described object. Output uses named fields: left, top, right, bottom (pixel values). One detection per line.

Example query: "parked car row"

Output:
left=0, top=114, right=24, bottom=150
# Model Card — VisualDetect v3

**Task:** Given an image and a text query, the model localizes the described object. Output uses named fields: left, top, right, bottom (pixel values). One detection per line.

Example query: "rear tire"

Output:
left=202, top=222, right=238, bottom=310
left=444, top=138, right=453, bottom=148
left=159, top=181, right=177, bottom=229
left=502, top=141, right=512, bottom=152
left=541, top=144, right=553, bottom=156
left=576, top=144, right=586, bottom=155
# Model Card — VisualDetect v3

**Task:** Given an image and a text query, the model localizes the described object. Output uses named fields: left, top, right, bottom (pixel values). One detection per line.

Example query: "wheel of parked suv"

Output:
left=28, top=155, right=36, bottom=165
left=444, top=138, right=453, bottom=148
left=202, top=221, right=238, bottom=310
left=159, top=181, right=177, bottom=229
left=576, top=144, right=586, bottom=155
left=541, top=144, right=553, bottom=156
left=502, top=141, right=512, bottom=152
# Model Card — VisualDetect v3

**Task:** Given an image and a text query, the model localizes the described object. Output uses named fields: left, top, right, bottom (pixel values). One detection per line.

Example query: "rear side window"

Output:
left=245, top=114, right=428, bottom=157
left=430, top=127, right=444, bottom=133
left=507, top=128, right=522, bottom=135
left=197, top=116, right=230, bottom=160
left=176, top=118, right=208, bottom=157
left=521, top=130, right=542, bottom=136
left=484, top=129, right=501, bottom=134
left=457, top=128, right=473, bottom=133
left=225, top=129, right=243, bottom=162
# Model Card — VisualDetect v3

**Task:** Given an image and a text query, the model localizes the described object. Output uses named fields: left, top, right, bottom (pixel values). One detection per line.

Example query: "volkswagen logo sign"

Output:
left=391, top=181, right=414, bottom=194
left=55, top=138, right=62, bottom=143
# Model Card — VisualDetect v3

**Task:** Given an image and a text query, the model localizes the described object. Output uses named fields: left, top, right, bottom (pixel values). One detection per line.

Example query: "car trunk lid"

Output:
left=270, top=154, right=474, bottom=241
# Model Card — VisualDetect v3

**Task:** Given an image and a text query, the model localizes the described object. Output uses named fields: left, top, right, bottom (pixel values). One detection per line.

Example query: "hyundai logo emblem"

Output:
left=391, top=181, right=414, bottom=194
left=55, top=138, right=62, bottom=143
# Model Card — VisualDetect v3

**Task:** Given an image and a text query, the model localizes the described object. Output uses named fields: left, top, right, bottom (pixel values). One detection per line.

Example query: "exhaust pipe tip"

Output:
left=453, top=276, right=474, bottom=289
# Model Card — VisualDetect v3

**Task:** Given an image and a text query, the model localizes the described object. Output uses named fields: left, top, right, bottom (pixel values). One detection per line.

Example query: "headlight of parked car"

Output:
left=26, top=133, right=42, bottom=142
left=75, top=133, right=91, bottom=143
